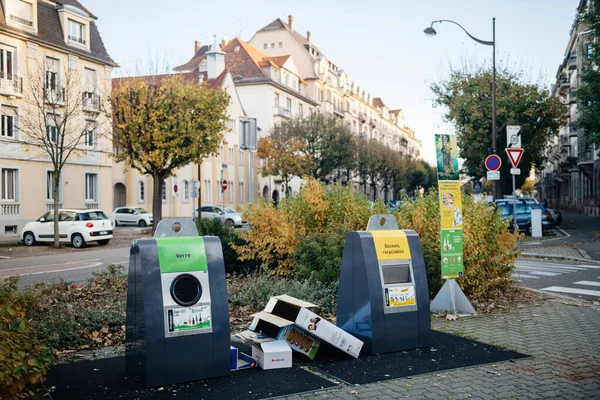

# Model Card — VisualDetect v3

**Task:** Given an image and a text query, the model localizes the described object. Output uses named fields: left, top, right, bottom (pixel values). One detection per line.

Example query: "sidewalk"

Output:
left=282, top=297, right=600, bottom=399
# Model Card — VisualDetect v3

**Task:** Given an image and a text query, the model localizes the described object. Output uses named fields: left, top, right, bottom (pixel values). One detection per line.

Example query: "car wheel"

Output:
left=224, top=219, right=234, bottom=228
left=71, top=233, right=86, bottom=248
left=98, top=239, right=110, bottom=246
left=23, top=232, right=36, bottom=246
left=114, top=220, right=119, bottom=227
left=138, top=220, right=147, bottom=227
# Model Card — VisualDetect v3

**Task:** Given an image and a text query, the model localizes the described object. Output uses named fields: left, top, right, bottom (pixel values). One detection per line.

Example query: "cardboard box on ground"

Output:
left=237, top=295, right=363, bottom=368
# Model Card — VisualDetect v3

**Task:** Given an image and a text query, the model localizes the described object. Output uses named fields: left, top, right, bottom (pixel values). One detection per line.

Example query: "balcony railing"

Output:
left=569, top=122, right=578, bottom=137
left=400, top=137, right=408, bottom=147
left=68, top=35, right=86, bottom=45
left=358, top=113, right=367, bottom=123
left=273, top=106, right=291, bottom=118
left=0, top=72, right=23, bottom=94
left=83, top=92, right=101, bottom=111
left=560, top=134, right=570, bottom=146
left=46, top=203, right=63, bottom=212
left=85, top=202, right=99, bottom=210
left=578, top=149, right=594, bottom=164
left=44, top=86, right=65, bottom=104
left=1, top=202, right=20, bottom=216
left=568, top=88, right=577, bottom=104
left=568, top=55, right=577, bottom=70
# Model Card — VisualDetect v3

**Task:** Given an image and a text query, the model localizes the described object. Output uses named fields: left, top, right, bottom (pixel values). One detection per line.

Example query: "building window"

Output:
left=46, top=171, right=56, bottom=201
left=274, top=93, right=279, bottom=107
left=46, top=123, right=58, bottom=143
left=45, top=57, right=59, bottom=91
left=278, top=42, right=283, bottom=48
left=161, top=181, right=166, bottom=201
left=138, top=181, right=145, bottom=202
left=184, top=180, right=189, bottom=200
left=299, top=104, right=304, bottom=117
left=229, top=148, right=234, bottom=163
left=229, top=180, right=234, bottom=202
left=68, top=20, right=85, bottom=44
left=10, top=0, right=33, bottom=27
left=1, top=114, right=14, bottom=138
left=271, top=43, right=275, bottom=48
left=239, top=182, right=244, bottom=203
left=239, top=149, right=244, bottom=165
left=84, top=173, right=97, bottom=201
left=0, top=46, right=15, bottom=79
left=263, top=43, right=267, bottom=49
left=2, top=168, right=17, bottom=201
left=287, top=98, right=292, bottom=111
left=84, top=121, right=95, bottom=147
left=586, top=43, right=593, bottom=60
left=204, top=180, right=211, bottom=202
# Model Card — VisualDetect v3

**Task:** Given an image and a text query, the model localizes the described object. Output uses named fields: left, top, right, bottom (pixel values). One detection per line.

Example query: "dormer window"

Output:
left=68, top=20, right=85, bottom=45
left=10, top=0, right=33, bottom=27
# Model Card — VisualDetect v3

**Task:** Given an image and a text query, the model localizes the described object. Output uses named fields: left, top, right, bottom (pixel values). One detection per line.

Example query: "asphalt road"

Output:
left=555, top=210, right=600, bottom=260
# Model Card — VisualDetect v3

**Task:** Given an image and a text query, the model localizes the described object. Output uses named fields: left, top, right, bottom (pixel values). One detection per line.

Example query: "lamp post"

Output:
left=424, top=18, right=498, bottom=200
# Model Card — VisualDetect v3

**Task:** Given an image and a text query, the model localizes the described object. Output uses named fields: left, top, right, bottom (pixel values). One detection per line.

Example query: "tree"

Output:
left=576, top=0, right=600, bottom=147
left=520, top=179, right=536, bottom=196
left=431, top=66, right=566, bottom=195
left=257, top=132, right=308, bottom=195
left=111, top=75, right=230, bottom=231
left=20, top=60, right=101, bottom=248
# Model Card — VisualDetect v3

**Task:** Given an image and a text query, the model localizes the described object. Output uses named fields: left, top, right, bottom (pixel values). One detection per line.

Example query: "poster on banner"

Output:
left=438, top=181, right=463, bottom=229
left=441, top=229, right=464, bottom=278
left=435, top=134, right=459, bottom=180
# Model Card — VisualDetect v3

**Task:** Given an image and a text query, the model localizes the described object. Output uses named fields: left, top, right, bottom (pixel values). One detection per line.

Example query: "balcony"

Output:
left=273, top=106, right=291, bottom=119
left=358, top=113, right=367, bottom=123
left=567, top=56, right=577, bottom=70
left=44, top=86, right=65, bottom=105
left=0, top=72, right=23, bottom=97
left=370, top=119, right=377, bottom=128
left=85, top=202, right=99, bottom=210
left=400, top=137, right=408, bottom=147
left=578, top=149, right=594, bottom=164
left=560, top=134, right=570, bottom=146
left=83, top=92, right=101, bottom=112
left=569, top=122, right=578, bottom=137
left=0, top=202, right=20, bottom=216
left=46, top=203, right=63, bottom=212
left=333, top=105, right=345, bottom=118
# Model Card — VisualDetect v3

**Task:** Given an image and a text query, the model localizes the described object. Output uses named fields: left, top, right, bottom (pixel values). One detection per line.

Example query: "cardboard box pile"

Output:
left=236, top=295, right=363, bottom=369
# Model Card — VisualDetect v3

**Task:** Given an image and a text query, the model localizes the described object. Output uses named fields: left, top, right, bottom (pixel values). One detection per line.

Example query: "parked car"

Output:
left=20, top=209, right=113, bottom=248
left=193, top=205, right=247, bottom=228
left=110, top=206, right=153, bottom=227
left=498, top=203, right=555, bottom=234
left=547, top=208, right=562, bottom=226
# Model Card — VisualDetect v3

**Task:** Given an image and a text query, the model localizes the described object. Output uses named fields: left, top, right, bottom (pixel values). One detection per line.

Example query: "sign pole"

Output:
left=512, top=174, right=517, bottom=232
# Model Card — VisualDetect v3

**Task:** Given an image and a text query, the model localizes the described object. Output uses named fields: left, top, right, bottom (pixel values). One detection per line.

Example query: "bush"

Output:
left=228, top=270, right=338, bottom=315
left=0, top=277, right=53, bottom=399
left=196, top=217, right=257, bottom=275
left=292, top=225, right=347, bottom=284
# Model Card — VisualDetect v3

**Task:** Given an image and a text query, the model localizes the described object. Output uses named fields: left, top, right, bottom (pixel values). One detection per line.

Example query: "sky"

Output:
left=85, top=0, right=579, bottom=165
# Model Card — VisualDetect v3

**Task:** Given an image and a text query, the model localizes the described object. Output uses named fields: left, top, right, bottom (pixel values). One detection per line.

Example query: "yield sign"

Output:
left=505, top=148, right=524, bottom=168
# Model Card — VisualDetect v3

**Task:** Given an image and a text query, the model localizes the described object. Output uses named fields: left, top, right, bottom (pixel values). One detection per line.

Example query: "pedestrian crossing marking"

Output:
left=574, top=281, right=600, bottom=287
left=530, top=271, right=561, bottom=276
left=540, top=286, right=600, bottom=297
left=512, top=274, right=540, bottom=279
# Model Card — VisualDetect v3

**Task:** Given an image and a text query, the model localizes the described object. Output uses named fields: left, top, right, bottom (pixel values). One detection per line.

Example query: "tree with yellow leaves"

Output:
left=111, top=75, right=230, bottom=230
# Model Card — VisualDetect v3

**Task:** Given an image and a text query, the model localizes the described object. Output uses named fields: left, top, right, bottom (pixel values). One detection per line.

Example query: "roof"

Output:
left=221, top=37, right=271, bottom=79
left=0, top=0, right=116, bottom=67
left=257, top=18, right=309, bottom=47
left=268, top=55, right=291, bottom=67
left=112, top=69, right=228, bottom=90
left=173, top=44, right=210, bottom=72
left=373, top=98, right=386, bottom=108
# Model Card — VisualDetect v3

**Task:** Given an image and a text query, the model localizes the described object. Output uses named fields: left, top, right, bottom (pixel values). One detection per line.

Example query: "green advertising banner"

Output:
left=435, top=134, right=464, bottom=280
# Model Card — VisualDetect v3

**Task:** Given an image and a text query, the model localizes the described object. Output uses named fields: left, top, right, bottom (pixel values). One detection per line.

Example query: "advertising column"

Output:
left=435, top=134, right=464, bottom=279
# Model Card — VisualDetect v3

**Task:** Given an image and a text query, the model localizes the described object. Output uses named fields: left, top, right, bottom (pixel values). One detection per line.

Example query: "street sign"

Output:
left=510, top=168, right=521, bottom=175
left=507, top=125, right=521, bottom=148
left=221, top=179, right=228, bottom=191
left=222, top=164, right=228, bottom=169
left=487, top=171, right=500, bottom=180
left=505, top=148, right=524, bottom=168
left=485, top=154, right=502, bottom=171
left=172, top=176, right=179, bottom=198
left=472, top=181, right=483, bottom=192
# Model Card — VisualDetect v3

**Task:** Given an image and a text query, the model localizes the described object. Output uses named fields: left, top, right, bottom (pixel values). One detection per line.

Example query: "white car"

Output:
left=20, top=209, right=113, bottom=248
left=110, top=206, right=153, bottom=227
left=193, top=205, right=248, bottom=228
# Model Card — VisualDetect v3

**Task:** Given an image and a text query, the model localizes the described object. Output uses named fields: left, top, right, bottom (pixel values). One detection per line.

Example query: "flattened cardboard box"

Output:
left=265, top=294, right=363, bottom=358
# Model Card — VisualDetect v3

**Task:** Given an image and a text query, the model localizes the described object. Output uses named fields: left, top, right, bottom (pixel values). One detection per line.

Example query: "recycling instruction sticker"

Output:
left=168, top=304, right=211, bottom=332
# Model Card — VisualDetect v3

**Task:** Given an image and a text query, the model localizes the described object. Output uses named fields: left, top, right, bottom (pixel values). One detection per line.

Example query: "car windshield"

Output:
left=135, top=207, right=149, bottom=213
left=79, top=211, right=109, bottom=220
left=223, top=207, right=236, bottom=214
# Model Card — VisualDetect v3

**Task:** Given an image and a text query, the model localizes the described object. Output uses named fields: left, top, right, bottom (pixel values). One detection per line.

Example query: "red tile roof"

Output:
left=373, top=98, right=386, bottom=108
left=112, top=70, right=228, bottom=90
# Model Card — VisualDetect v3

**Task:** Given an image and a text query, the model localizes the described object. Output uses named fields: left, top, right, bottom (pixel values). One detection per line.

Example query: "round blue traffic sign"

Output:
left=485, top=155, right=502, bottom=171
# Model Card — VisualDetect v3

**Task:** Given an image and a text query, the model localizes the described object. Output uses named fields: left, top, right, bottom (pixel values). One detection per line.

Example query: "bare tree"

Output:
left=20, top=59, right=102, bottom=248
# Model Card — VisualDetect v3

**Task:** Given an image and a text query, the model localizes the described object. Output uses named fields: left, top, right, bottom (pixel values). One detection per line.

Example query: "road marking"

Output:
left=515, top=265, right=584, bottom=272
left=512, top=274, right=540, bottom=279
left=530, top=271, right=561, bottom=276
left=0, top=260, right=104, bottom=278
left=541, top=286, right=600, bottom=297
left=0, top=256, right=10, bottom=259
left=574, top=281, right=600, bottom=287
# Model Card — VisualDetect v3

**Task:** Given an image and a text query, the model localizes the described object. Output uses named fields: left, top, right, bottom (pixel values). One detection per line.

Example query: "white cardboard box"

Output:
left=264, top=295, right=364, bottom=358
left=250, top=340, right=292, bottom=370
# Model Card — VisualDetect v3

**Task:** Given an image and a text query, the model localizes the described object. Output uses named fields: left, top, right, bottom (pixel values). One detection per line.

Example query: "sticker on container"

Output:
left=168, top=304, right=211, bottom=332
left=385, top=286, right=416, bottom=307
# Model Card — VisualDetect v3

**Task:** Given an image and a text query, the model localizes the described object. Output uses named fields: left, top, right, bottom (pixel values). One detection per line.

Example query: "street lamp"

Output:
left=424, top=18, right=498, bottom=200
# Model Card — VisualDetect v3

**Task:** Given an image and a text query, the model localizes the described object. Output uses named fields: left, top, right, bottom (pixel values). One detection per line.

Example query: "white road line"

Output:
left=574, top=281, right=600, bottom=287
left=515, top=266, right=579, bottom=274
left=0, top=256, right=10, bottom=259
left=530, top=271, right=561, bottom=276
left=512, top=274, right=540, bottom=279
left=2, top=262, right=104, bottom=278
left=516, top=262, right=589, bottom=270
left=541, top=286, right=600, bottom=297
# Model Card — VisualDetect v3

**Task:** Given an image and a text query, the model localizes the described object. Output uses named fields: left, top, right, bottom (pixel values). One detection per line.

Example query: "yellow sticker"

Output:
left=438, top=180, right=463, bottom=229
left=370, top=230, right=411, bottom=260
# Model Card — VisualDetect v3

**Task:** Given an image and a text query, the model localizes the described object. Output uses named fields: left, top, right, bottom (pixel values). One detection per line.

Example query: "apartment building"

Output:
left=175, top=37, right=318, bottom=204
left=248, top=16, right=422, bottom=199
left=0, top=0, right=115, bottom=238
left=114, top=39, right=259, bottom=217
left=540, top=0, right=600, bottom=216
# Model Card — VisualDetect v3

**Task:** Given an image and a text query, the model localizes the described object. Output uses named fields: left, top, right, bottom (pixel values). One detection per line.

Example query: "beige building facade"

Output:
left=0, top=0, right=115, bottom=238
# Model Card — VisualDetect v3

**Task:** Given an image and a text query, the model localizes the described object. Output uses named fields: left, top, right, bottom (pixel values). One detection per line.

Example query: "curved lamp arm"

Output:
left=427, top=20, right=493, bottom=46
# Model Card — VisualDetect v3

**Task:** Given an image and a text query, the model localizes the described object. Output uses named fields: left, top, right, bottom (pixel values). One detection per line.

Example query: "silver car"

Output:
left=193, top=205, right=247, bottom=228
left=110, top=206, right=153, bottom=227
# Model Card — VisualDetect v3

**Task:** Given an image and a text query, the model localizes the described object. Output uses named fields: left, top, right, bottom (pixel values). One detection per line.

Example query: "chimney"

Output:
left=288, top=15, right=294, bottom=31
left=221, top=39, right=227, bottom=48
left=207, top=35, right=225, bottom=79
left=194, top=40, right=201, bottom=54
left=307, top=31, right=311, bottom=44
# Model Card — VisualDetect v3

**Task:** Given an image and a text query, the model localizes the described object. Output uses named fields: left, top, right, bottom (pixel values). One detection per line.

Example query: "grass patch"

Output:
left=0, top=241, right=21, bottom=248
